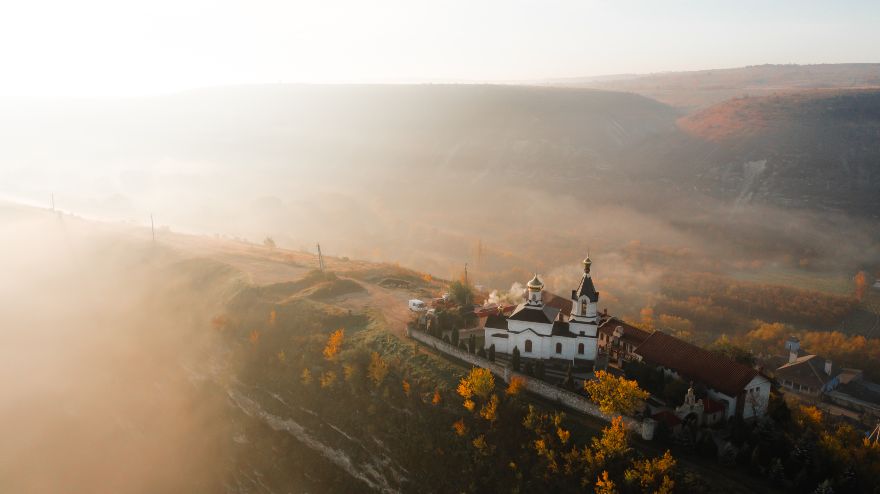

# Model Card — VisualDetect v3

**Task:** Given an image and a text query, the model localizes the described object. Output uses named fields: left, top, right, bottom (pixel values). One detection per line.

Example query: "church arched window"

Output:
left=555, top=342, right=562, bottom=354
left=581, top=300, right=587, bottom=315
left=578, top=343, right=584, bottom=355
left=525, top=340, right=532, bottom=353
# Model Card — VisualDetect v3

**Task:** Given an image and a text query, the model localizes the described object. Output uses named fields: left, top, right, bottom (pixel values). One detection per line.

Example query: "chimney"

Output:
left=786, top=336, right=800, bottom=363
left=825, top=359, right=832, bottom=376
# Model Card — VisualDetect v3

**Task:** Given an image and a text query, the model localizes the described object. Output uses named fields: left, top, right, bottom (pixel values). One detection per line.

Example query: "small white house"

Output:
left=408, top=299, right=427, bottom=312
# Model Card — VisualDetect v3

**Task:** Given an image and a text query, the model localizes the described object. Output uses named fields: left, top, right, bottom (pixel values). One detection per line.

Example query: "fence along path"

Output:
left=407, top=328, right=655, bottom=438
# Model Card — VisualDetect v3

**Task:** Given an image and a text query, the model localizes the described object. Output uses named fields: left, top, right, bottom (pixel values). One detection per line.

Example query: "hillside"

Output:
left=0, top=83, right=877, bottom=290
left=657, top=90, right=880, bottom=215
left=559, top=63, right=880, bottom=110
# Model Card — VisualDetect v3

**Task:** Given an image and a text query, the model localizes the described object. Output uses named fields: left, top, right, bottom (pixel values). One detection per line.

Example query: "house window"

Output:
left=525, top=340, right=532, bottom=353
left=555, top=342, right=562, bottom=354
left=578, top=343, right=584, bottom=355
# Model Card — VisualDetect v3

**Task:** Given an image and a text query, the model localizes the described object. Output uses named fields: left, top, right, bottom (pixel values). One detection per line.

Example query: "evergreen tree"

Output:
left=511, top=346, right=521, bottom=371
left=562, top=363, right=574, bottom=390
left=488, top=344, right=496, bottom=362
left=468, top=334, right=476, bottom=354
left=524, top=362, right=534, bottom=376
left=535, top=361, right=545, bottom=380
left=442, top=334, right=451, bottom=344
left=477, top=347, right=487, bottom=358
left=451, top=327, right=460, bottom=347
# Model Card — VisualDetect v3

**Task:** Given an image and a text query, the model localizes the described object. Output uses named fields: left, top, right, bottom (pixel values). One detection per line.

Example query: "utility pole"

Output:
left=150, top=214, right=155, bottom=242
left=317, top=243, right=325, bottom=272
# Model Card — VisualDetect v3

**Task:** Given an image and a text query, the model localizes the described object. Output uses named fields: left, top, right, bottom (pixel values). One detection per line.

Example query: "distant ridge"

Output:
left=544, top=63, right=880, bottom=110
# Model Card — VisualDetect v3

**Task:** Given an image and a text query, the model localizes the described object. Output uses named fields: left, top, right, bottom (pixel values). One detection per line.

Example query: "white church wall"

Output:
left=577, top=336, right=598, bottom=360
left=507, top=319, right=552, bottom=336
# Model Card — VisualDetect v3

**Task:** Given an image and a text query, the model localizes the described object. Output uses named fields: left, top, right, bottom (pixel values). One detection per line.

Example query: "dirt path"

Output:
left=360, top=283, right=415, bottom=336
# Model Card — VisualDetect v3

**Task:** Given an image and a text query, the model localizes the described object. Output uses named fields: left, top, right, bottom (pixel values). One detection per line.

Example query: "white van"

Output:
left=408, top=299, right=427, bottom=312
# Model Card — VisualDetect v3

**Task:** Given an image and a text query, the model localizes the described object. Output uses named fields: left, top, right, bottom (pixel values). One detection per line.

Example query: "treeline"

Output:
left=715, top=396, right=880, bottom=493
left=738, top=321, right=880, bottom=381
left=657, top=272, right=858, bottom=332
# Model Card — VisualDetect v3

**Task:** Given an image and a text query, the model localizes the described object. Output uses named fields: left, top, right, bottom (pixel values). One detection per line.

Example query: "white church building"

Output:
left=483, top=257, right=600, bottom=363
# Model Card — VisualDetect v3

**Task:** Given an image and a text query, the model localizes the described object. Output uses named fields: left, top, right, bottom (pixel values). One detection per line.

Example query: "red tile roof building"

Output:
left=634, top=331, right=770, bottom=419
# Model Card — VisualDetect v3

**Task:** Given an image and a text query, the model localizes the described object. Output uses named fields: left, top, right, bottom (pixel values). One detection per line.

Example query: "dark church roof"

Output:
left=572, top=273, right=599, bottom=302
left=775, top=355, right=834, bottom=389
left=484, top=313, right=508, bottom=330
left=508, top=304, right=560, bottom=325
left=634, top=331, right=760, bottom=397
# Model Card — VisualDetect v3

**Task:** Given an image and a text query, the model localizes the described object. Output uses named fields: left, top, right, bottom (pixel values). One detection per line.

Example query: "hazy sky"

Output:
left=1, top=0, right=878, bottom=98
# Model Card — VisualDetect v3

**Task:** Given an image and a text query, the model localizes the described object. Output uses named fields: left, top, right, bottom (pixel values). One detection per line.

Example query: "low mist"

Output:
left=0, top=206, right=237, bottom=493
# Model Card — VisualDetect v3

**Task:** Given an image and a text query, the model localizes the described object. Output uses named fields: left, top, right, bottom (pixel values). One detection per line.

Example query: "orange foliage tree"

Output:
left=506, top=375, right=526, bottom=396
left=323, top=328, right=345, bottom=361
left=584, top=371, right=649, bottom=416
left=854, top=271, right=868, bottom=301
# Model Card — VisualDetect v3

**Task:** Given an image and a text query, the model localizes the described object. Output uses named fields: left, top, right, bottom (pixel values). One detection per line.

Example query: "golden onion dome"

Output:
left=527, top=273, right=544, bottom=290
left=583, top=256, right=592, bottom=273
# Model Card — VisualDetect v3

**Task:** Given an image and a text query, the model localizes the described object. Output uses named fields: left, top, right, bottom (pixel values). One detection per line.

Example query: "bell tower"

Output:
left=570, top=256, right=599, bottom=323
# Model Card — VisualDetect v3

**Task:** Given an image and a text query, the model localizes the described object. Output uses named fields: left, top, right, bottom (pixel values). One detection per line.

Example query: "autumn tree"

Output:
left=745, top=321, right=789, bottom=351
left=506, top=375, right=526, bottom=396
left=595, top=471, right=617, bottom=494
left=457, top=367, right=496, bottom=412
left=323, top=328, right=345, bottom=361
left=855, top=271, right=868, bottom=301
left=710, top=336, right=756, bottom=366
left=449, top=280, right=474, bottom=306
left=624, top=450, right=676, bottom=493
left=320, top=370, right=337, bottom=388
left=300, top=368, right=313, bottom=385
left=590, top=416, right=631, bottom=468
left=367, top=351, right=389, bottom=387
left=584, top=370, right=649, bottom=416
